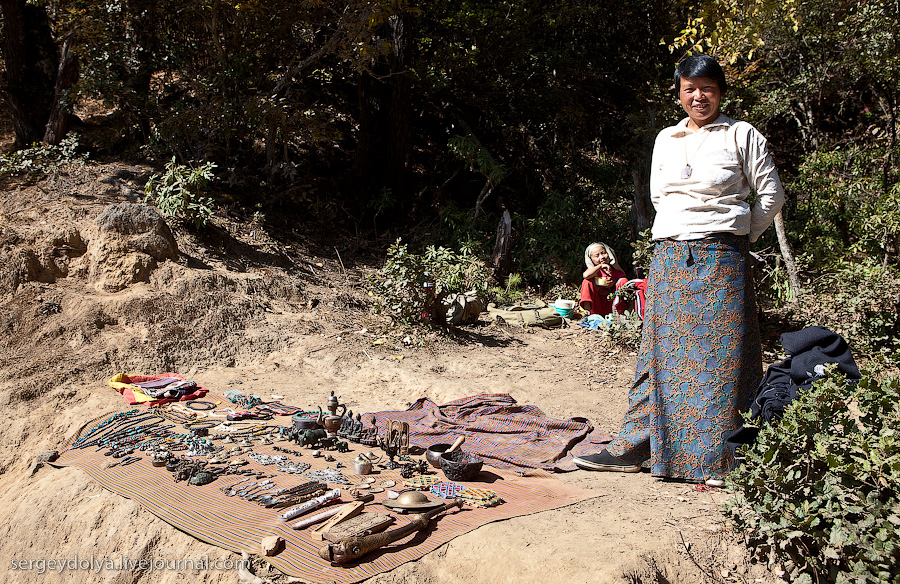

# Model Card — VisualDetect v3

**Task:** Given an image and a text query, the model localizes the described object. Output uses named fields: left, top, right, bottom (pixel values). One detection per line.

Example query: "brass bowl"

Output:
left=439, top=450, right=484, bottom=482
left=425, top=443, right=452, bottom=468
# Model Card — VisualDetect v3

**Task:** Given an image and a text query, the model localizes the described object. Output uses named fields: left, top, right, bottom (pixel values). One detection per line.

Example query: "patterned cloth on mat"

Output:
left=608, top=234, right=761, bottom=481
left=364, top=394, right=612, bottom=472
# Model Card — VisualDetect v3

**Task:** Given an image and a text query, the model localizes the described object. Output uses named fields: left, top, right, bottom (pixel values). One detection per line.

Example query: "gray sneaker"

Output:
left=573, top=449, right=642, bottom=472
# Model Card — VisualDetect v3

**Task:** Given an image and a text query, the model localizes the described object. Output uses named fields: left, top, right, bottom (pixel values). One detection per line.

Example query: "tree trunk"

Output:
left=491, top=209, right=512, bottom=281
left=773, top=211, right=802, bottom=303
left=0, top=0, right=58, bottom=149
left=353, top=13, right=412, bottom=223
left=630, top=169, right=653, bottom=236
left=43, top=39, right=79, bottom=145
left=120, top=0, right=160, bottom=140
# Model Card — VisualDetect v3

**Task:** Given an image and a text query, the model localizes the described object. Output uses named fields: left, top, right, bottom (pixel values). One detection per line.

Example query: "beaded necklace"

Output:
left=71, top=409, right=145, bottom=448
left=74, top=414, right=165, bottom=450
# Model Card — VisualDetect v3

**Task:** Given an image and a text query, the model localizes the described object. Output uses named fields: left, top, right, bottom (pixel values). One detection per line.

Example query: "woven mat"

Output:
left=54, top=392, right=599, bottom=584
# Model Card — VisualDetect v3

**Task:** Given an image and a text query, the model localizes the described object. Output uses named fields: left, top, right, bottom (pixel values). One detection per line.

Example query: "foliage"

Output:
left=433, top=202, right=494, bottom=258
left=794, top=262, right=900, bottom=368
left=447, top=135, right=506, bottom=186
left=592, top=310, right=643, bottom=351
left=788, top=148, right=894, bottom=269
left=367, top=239, right=492, bottom=325
left=726, top=368, right=900, bottom=584
left=630, top=229, right=654, bottom=276
left=853, top=181, right=900, bottom=268
left=491, top=273, right=525, bottom=306
left=144, top=157, right=217, bottom=229
left=755, top=251, right=800, bottom=308
left=0, top=135, right=86, bottom=180
left=547, top=282, right=579, bottom=306
left=517, top=177, right=635, bottom=288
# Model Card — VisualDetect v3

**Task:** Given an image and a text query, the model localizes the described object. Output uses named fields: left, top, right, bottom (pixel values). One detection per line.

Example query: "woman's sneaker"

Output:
left=573, top=449, right=642, bottom=472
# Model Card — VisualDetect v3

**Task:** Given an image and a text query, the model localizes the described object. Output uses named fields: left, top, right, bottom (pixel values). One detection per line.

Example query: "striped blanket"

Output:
left=53, top=393, right=600, bottom=583
left=365, top=394, right=612, bottom=472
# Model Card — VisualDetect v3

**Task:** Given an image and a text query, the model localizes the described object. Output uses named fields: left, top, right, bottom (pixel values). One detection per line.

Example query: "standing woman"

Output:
left=574, top=55, right=784, bottom=484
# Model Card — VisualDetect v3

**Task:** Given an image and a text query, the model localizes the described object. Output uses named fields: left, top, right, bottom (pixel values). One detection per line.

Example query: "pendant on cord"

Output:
left=681, top=165, right=692, bottom=179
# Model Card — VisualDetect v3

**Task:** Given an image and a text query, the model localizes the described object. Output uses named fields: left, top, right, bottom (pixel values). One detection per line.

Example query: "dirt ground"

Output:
left=0, top=161, right=783, bottom=584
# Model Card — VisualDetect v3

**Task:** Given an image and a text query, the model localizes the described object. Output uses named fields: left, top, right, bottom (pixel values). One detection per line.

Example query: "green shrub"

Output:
left=517, top=190, right=631, bottom=287
left=596, top=310, right=643, bottom=351
left=368, top=239, right=492, bottom=325
left=492, top=273, right=526, bottom=306
left=144, top=157, right=217, bottom=229
left=0, top=135, right=86, bottom=179
left=726, top=368, right=900, bottom=584
left=796, top=262, right=900, bottom=367
left=630, top=228, right=654, bottom=277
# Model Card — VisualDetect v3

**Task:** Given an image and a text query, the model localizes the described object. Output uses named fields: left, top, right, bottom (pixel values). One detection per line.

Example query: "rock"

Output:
left=28, top=450, right=59, bottom=477
left=87, top=203, right=178, bottom=291
left=260, top=535, right=284, bottom=556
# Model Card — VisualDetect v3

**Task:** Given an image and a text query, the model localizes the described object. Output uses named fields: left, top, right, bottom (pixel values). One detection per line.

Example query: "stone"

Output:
left=28, top=450, right=59, bottom=477
left=260, top=535, right=284, bottom=556
left=87, top=203, right=178, bottom=291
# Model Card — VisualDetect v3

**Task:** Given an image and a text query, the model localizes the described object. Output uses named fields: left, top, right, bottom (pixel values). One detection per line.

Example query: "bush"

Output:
left=796, top=262, right=900, bottom=367
left=0, top=135, right=86, bottom=180
left=726, top=368, right=900, bottom=584
left=492, top=273, right=526, bottom=306
left=516, top=182, right=634, bottom=289
left=368, top=239, right=492, bottom=325
left=594, top=310, right=643, bottom=351
left=144, top=157, right=217, bottom=229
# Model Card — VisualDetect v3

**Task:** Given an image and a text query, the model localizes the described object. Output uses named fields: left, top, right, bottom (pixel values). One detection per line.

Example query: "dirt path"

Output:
left=0, top=163, right=778, bottom=583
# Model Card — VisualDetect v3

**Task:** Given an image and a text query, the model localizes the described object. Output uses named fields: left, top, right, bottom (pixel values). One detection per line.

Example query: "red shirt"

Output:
left=579, top=269, right=627, bottom=316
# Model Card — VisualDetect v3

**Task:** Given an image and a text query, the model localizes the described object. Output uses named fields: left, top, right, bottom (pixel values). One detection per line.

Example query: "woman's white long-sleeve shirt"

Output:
left=649, top=114, right=784, bottom=242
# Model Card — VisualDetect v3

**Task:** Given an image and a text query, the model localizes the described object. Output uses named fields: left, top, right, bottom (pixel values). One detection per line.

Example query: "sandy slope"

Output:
left=0, top=162, right=779, bottom=584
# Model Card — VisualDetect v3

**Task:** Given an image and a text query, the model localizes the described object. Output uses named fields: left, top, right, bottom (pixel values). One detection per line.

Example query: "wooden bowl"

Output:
left=439, top=450, right=484, bottom=481
left=425, top=443, right=452, bottom=468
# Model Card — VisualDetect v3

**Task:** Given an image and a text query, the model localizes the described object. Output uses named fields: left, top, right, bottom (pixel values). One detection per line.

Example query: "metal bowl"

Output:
left=425, top=443, right=452, bottom=468
left=439, top=450, right=484, bottom=482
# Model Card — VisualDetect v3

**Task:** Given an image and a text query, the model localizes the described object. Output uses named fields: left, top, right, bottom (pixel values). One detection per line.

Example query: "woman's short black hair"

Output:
left=674, top=54, right=727, bottom=94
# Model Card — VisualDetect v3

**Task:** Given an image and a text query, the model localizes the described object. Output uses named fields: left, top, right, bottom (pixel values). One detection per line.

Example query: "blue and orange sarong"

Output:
left=607, top=234, right=761, bottom=481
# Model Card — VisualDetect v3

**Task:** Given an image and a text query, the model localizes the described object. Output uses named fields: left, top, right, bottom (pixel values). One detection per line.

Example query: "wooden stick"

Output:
left=309, top=501, right=365, bottom=540
left=447, top=435, right=466, bottom=453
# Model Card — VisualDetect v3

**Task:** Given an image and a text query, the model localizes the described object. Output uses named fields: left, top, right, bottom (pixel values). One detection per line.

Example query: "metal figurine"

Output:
left=378, top=431, right=401, bottom=470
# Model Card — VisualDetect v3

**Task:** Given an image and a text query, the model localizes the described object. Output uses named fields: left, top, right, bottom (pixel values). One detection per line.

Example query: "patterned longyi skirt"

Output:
left=607, top=234, right=761, bottom=481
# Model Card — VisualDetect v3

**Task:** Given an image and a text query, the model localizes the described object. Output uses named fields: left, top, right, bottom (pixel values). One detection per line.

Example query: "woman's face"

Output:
left=678, top=76, right=722, bottom=129
left=590, top=247, right=609, bottom=266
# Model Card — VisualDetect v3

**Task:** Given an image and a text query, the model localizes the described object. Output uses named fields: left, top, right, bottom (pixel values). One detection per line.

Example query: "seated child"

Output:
left=580, top=242, right=627, bottom=317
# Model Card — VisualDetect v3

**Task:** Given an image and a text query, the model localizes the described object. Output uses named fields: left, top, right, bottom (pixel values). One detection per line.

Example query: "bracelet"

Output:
left=184, top=420, right=217, bottom=430
left=186, top=400, right=216, bottom=411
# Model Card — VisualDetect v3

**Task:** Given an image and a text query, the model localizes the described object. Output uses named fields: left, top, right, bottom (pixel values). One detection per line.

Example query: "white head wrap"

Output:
left=584, top=242, right=622, bottom=273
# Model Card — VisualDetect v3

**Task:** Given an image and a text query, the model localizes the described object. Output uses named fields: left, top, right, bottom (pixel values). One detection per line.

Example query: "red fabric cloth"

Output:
left=633, top=279, right=647, bottom=319
left=579, top=268, right=627, bottom=316
left=611, top=278, right=648, bottom=319
left=111, top=373, right=208, bottom=407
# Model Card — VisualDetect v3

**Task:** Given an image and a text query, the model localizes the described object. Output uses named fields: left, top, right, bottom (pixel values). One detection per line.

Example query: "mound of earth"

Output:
left=0, top=162, right=781, bottom=583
